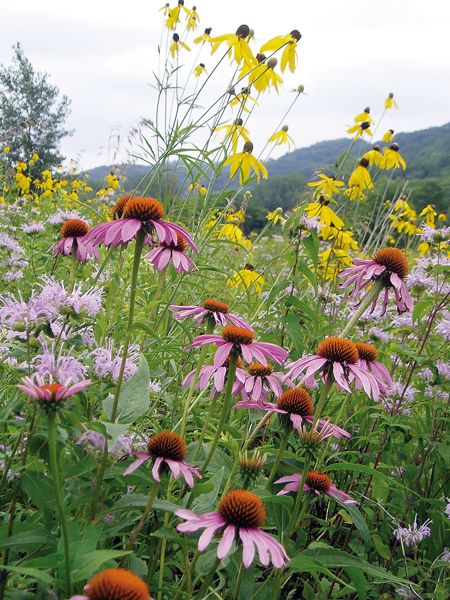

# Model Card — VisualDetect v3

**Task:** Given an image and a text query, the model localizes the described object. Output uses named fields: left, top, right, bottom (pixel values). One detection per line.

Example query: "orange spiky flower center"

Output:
left=218, top=489, right=266, bottom=528
left=305, top=471, right=331, bottom=492
left=123, top=197, right=164, bottom=222
left=203, top=299, right=229, bottom=314
left=61, top=219, right=89, bottom=238
left=372, top=248, right=408, bottom=280
left=276, top=388, right=313, bottom=416
left=39, top=383, right=64, bottom=396
left=355, top=341, right=378, bottom=362
left=85, top=567, right=150, bottom=600
left=247, top=362, right=273, bottom=377
left=147, top=431, right=187, bottom=462
left=165, top=234, right=187, bottom=252
left=316, top=338, right=358, bottom=364
left=111, top=195, right=132, bottom=220
left=222, top=326, right=254, bottom=345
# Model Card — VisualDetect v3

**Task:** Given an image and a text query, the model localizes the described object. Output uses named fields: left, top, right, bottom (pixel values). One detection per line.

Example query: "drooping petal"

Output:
left=216, top=524, right=236, bottom=560
left=124, top=451, right=150, bottom=475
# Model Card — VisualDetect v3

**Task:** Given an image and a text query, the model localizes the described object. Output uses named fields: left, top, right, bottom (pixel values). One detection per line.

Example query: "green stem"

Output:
left=289, top=458, right=310, bottom=537
left=339, top=279, right=384, bottom=338
left=233, top=562, right=245, bottom=600
left=47, top=412, right=72, bottom=596
left=111, top=229, right=146, bottom=422
left=180, top=320, right=215, bottom=438
left=194, top=558, right=221, bottom=599
left=267, top=429, right=290, bottom=485
left=90, top=230, right=146, bottom=520
left=314, top=380, right=333, bottom=423
left=201, top=352, right=239, bottom=472
left=120, top=482, right=160, bottom=564
left=69, top=246, right=78, bottom=292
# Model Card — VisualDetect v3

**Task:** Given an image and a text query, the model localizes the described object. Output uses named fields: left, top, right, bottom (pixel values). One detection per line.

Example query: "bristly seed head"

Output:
left=372, top=248, right=408, bottom=280
left=61, top=219, right=89, bottom=238
left=276, top=387, right=313, bottom=416
left=203, top=299, right=229, bottom=313
left=86, top=567, right=150, bottom=600
left=166, top=234, right=187, bottom=252
left=305, top=470, right=331, bottom=492
left=247, top=362, right=273, bottom=377
left=235, top=24, right=250, bottom=38
left=111, top=195, right=132, bottom=220
left=355, top=341, right=378, bottom=362
left=218, top=489, right=266, bottom=528
left=123, top=197, right=164, bottom=222
left=317, top=337, right=358, bottom=364
left=222, top=326, right=254, bottom=345
left=147, top=431, right=187, bottom=461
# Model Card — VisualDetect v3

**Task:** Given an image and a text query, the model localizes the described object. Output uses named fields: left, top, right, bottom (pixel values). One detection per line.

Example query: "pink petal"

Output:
left=124, top=451, right=150, bottom=475
left=217, top=524, right=236, bottom=560
left=151, top=456, right=163, bottom=482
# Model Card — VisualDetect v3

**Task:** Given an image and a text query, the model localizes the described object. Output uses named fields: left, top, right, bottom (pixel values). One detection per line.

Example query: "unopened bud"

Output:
left=296, top=84, right=305, bottom=93
left=364, top=106, right=370, bottom=113
left=388, top=92, right=394, bottom=98
left=239, top=450, right=266, bottom=484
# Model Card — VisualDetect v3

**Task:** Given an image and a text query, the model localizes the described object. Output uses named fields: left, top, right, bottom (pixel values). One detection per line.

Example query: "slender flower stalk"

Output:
left=47, top=411, right=72, bottom=596
left=202, top=352, right=239, bottom=471
left=267, top=429, right=290, bottom=485
left=289, top=458, right=310, bottom=536
left=339, top=279, right=384, bottom=337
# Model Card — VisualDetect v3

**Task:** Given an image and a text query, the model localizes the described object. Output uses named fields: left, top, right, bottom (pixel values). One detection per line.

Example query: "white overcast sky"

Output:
left=1, top=0, right=450, bottom=169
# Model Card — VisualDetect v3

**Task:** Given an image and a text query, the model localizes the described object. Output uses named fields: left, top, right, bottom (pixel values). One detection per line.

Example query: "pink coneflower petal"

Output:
left=124, top=451, right=150, bottom=475
left=151, top=456, right=164, bottom=482
left=239, top=528, right=255, bottom=568
left=217, top=524, right=236, bottom=560
left=328, top=484, right=358, bottom=504
left=213, top=342, right=234, bottom=368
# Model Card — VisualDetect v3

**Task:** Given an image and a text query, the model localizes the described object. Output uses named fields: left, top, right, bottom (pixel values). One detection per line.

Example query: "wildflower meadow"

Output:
left=0, top=2, right=449, bottom=599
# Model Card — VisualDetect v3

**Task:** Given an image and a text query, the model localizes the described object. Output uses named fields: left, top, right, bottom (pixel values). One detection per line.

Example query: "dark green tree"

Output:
left=0, top=43, right=72, bottom=172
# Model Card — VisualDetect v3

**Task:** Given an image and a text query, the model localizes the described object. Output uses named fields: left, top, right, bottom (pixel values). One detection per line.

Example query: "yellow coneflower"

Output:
left=229, top=87, right=259, bottom=113
left=381, top=143, right=406, bottom=170
left=419, top=205, right=437, bottom=227
left=354, top=106, right=374, bottom=125
left=438, top=212, right=447, bottom=222
left=194, top=63, right=206, bottom=77
left=348, top=158, right=374, bottom=190
left=215, top=118, right=250, bottom=153
left=307, top=174, right=344, bottom=199
left=218, top=223, right=244, bottom=243
left=227, top=264, right=264, bottom=294
left=210, top=24, right=255, bottom=68
left=260, top=29, right=301, bottom=73
left=384, top=92, right=399, bottom=110
left=266, top=207, right=285, bottom=225
left=187, top=13, right=198, bottom=31
left=347, top=121, right=373, bottom=139
left=170, top=33, right=190, bottom=58
left=305, top=198, right=344, bottom=229
left=249, top=57, right=283, bottom=93
left=160, top=3, right=170, bottom=16
left=362, top=146, right=382, bottom=167
left=382, top=129, right=394, bottom=143
left=268, top=125, right=294, bottom=149
left=223, top=141, right=268, bottom=184
left=165, top=0, right=190, bottom=30
left=194, top=27, right=212, bottom=45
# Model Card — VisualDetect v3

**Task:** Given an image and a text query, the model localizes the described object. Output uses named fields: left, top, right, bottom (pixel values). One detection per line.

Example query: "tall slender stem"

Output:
left=202, top=352, right=239, bottom=472
left=194, top=558, right=221, bottom=599
left=233, top=562, right=245, bottom=600
left=314, top=380, right=333, bottom=423
left=267, top=429, right=290, bottom=485
left=120, top=482, right=160, bottom=564
left=339, top=279, right=384, bottom=338
left=47, top=411, right=72, bottom=596
left=289, top=458, right=310, bottom=536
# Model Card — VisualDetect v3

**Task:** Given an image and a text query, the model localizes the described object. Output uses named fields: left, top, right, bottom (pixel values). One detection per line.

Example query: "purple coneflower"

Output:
left=275, top=470, right=357, bottom=504
left=83, top=196, right=197, bottom=252
left=340, top=247, right=413, bottom=315
left=52, top=219, right=99, bottom=263
left=17, top=374, right=91, bottom=407
left=124, top=431, right=201, bottom=488
left=169, top=298, right=250, bottom=329
left=286, top=337, right=382, bottom=400
left=146, top=234, right=195, bottom=273
left=69, top=567, right=152, bottom=600
left=176, top=489, right=289, bottom=568
left=185, top=326, right=288, bottom=368
left=182, top=357, right=244, bottom=397
left=354, top=341, right=393, bottom=393
left=234, top=362, right=285, bottom=403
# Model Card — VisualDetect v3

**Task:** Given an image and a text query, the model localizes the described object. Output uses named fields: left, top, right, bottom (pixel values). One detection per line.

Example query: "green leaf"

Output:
left=103, top=356, right=150, bottom=423
left=412, top=296, right=434, bottom=322
left=190, top=468, right=225, bottom=512
left=345, top=567, right=367, bottom=599
left=71, top=550, right=132, bottom=582
left=298, top=260, right=317, bottom=289
left=343, top=503, right=371, bottom=545
left=372, top=533, right=391, bottom=560
left=0, top=530, right=55, bottom=549
left=290, top=543, right=409, bottom=585
left=2, top=565, right=54, bottom=585
left=303, top=230, right=320, bottom=268
left=284, top=312, right=304, bottom=356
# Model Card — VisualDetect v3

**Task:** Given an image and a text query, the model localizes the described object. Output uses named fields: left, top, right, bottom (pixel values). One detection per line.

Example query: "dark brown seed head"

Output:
left=218, top=489, right=266, bottom=528
left=372, top=248, right=408, bottom=280
left=61, top=219, right=89, bottom=238
left=147, top=431, right=187, bottom=461
left=276, top=388, right=313, bottom=416
left=316, top=338, right=358, bottom=364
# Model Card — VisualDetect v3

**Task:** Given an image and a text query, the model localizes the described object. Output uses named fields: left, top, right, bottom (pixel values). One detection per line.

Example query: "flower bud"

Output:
left=239, top=450, right=266, bottom=487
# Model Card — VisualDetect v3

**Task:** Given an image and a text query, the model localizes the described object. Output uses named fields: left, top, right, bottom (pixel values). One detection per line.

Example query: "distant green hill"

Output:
left=83, top=122, right=450, bottom=214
